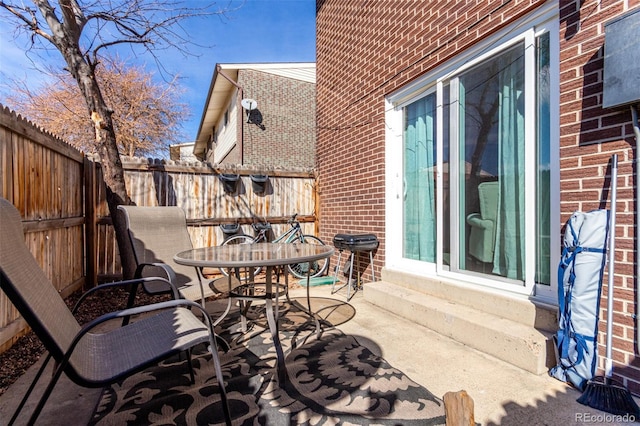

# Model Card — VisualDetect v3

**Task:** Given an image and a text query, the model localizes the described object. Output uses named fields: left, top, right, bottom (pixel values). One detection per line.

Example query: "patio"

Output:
left=0, top=284, right=626, bottom=426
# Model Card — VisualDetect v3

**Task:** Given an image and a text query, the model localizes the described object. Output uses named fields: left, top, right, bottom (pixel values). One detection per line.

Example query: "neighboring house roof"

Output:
left=169, top=142, right=198, bottom=162
left=194, top=62, right=316, bottom=159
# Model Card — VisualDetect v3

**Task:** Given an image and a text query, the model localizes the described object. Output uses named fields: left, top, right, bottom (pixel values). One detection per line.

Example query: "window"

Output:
left=536, top=32, right=551, bottom=286
left=387, top=9, right=558, bottom=297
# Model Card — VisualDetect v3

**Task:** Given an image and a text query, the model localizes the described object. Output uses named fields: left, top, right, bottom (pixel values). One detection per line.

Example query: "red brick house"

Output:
left=316, top=1, right=640, bottom=392
left=194, top=63, right=316, bottom=169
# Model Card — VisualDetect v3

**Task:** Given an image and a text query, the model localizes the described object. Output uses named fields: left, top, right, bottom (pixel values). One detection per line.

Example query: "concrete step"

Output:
left=380, top=268, right=558, bottom=332
left=364, top=280, right=557, bottom=375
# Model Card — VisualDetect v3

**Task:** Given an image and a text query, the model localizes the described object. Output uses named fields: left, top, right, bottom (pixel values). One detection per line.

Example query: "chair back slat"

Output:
left=0, top=198, right=80, bottom=360
left=478, top=181, right=499, bottom=221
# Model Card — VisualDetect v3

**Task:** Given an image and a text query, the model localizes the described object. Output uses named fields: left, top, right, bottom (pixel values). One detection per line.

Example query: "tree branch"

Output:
left=0, top=1, right=54, bottom=43
left=58, top=0, right=86, bottom=44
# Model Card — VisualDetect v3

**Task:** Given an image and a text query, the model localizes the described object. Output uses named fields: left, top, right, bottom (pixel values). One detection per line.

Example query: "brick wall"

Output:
left=316, top=0, right=544, bottom=281
left=317, top=0, right=640, bottom=392
left=237, top=69, right=316, bottom=169
left=558, top=0, right=640, bottom=392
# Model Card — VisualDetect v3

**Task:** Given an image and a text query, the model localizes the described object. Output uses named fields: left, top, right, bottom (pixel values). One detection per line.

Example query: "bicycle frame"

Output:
left=253, top=217, right=304, bottom=243
left=220, top=214, right=328, bottom=279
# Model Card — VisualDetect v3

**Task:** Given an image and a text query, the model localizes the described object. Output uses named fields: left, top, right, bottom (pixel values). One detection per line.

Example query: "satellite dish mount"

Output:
left=241, top=98, right=257, bottom=123
left=240, top=98, right=265, bottom=130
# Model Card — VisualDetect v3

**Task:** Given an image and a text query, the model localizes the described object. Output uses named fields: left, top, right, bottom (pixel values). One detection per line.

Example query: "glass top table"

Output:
left=174, top=242, right=334, bottom=269
left=174, top=242, right=334, bottom=383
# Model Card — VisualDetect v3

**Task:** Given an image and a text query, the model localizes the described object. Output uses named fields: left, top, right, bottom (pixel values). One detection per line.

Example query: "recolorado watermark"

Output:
left=576, top=412, right=636, bottom=423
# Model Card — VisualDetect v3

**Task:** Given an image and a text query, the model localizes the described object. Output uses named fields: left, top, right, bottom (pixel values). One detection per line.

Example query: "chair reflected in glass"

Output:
left=466, top=181, right=499, bottom=264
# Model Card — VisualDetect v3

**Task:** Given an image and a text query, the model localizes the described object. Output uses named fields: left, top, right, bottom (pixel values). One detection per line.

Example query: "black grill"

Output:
left=332, top=234, right=379, bottom=252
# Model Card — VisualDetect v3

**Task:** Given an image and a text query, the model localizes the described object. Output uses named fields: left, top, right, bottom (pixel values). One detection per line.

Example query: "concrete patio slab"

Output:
left=1, top=283, right=637, bottom=425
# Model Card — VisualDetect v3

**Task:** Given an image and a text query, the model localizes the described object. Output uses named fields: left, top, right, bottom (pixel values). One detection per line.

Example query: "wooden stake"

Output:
left=443, top=390, right=475, bottom=426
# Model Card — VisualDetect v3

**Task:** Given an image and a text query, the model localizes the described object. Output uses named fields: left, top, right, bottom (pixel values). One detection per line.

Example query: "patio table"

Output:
left=174, top=242, right=334, bottom=383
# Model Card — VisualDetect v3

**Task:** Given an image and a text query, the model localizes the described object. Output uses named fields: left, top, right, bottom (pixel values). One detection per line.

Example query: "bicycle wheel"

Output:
left=219, top=235, right=262, bottom=280
left=287, top=235, right=329, bottom=279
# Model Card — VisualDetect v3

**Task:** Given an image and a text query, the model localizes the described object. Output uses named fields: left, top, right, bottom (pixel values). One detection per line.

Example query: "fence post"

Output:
left=84, top=156, right=97, bottom=288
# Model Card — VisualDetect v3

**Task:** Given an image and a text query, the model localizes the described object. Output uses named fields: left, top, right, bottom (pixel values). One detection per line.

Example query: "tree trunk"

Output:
left=88, top=85, right=138, bottom=281
left=44, top=13, right=137, bottom=281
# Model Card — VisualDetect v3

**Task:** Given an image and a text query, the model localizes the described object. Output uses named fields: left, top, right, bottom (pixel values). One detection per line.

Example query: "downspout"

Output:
left=632, top=104, right=640, bottom=353
left=216, top=64, right=245, bottom=164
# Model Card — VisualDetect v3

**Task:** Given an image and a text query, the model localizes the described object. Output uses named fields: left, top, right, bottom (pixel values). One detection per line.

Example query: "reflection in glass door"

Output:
left=458, top=43, right=526, bottom=281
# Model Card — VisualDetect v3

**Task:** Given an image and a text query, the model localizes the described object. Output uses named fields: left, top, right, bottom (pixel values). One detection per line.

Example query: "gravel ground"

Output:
left=0, top=286, right=167, bottom=396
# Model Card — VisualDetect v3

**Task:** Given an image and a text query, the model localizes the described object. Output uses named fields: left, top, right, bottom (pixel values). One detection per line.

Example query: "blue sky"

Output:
left=0, top=0, right=316, bottom=141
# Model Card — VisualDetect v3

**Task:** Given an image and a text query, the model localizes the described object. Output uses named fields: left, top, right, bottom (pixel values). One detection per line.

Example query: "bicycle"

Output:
left=219, top=213, right=328, bottom=279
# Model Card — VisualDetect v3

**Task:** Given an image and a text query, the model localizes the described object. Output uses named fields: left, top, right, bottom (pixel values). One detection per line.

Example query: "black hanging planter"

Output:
left=250, top=174, right=269, bottom=194
left=220, top=223, right=240, bottom=237
left=219, top=173, right=240, bottom=193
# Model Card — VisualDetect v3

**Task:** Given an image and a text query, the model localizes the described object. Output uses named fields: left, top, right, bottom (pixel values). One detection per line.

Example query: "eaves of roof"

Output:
left=194, top=62, right=315, bottom=159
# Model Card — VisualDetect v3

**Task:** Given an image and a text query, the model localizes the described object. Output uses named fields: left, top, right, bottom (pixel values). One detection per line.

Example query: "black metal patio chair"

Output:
left=119, top=205, right=264, bottom=338
left=0, top=198, right=231, bottom=425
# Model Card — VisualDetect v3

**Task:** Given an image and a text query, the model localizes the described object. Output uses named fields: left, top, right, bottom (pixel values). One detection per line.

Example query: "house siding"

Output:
left=237, top=69, right=316, bottom=169
left=317, top=0, right=640, bottom=392
left=213, top=95, right=241, bottom=164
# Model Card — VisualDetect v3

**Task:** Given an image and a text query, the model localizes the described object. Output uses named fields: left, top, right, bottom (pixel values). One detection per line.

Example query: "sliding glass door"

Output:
left=457, top=43, right=526, bottom=281
left=390, top=13, right=557, bottom=296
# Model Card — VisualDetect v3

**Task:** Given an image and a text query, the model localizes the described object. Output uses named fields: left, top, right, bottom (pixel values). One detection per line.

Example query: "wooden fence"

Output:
left=90, top=157, right=318, bottom=282
left=0, top=105, right=318, bottom=352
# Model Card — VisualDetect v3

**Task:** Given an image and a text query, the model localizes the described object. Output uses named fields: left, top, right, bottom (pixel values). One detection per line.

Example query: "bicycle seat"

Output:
left=252, top=222, right=272, bottom=232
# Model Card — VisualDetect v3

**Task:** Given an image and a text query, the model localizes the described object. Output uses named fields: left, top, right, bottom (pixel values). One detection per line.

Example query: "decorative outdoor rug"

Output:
left=90, top=298, right=446, bottom=425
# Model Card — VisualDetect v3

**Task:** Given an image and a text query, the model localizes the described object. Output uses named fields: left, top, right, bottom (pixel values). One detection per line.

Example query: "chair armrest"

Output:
left=78, top=298, right=212, bottom=336
left=134, top=262, right=179, bottom=293
left=466, top=212, right=481, bottom=222
left=466, top=214, right=494, bottom=230
left=71, top=276, right=179, bottom=314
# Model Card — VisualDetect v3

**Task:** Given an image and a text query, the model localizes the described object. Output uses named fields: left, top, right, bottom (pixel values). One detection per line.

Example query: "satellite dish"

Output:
left=241, top=98, right=257, bottom=111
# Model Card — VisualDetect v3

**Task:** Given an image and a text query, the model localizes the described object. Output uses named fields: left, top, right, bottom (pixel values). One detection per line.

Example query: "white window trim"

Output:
left=436, top=80, right=446, bottom=274
left=533, top=16, right=561, bottom=303
left=385, top=3, right=559, bottom=300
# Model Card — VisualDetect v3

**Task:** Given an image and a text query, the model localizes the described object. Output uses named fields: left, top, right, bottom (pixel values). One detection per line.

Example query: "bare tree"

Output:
left=6, top=55, right=189, bottom=157
left=0, top=0, right=229, bottom=279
